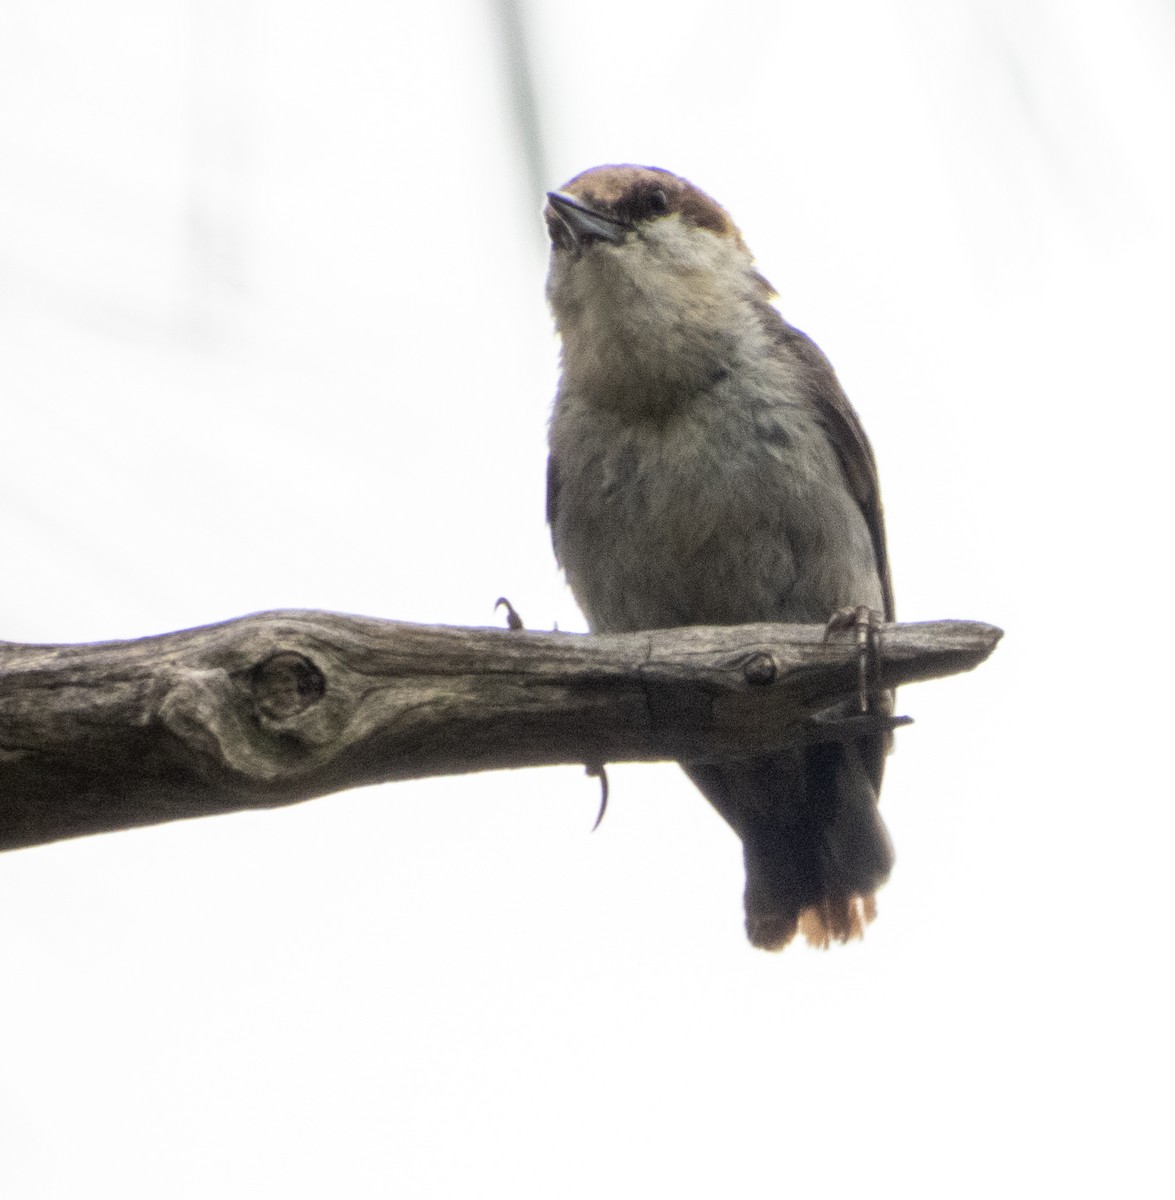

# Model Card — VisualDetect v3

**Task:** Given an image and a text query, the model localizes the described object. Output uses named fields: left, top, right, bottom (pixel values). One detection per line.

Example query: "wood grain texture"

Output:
left=0, top=611, right=1001, bottom=850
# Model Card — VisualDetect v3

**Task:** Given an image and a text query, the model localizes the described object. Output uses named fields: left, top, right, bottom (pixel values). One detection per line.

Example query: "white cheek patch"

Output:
left=644, top=217, right=725, bottom=269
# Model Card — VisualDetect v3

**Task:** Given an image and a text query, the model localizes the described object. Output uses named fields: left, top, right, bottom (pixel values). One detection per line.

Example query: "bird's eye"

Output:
left=621, top=187, right=670, bottom=223
left=645, top=188, right=669, bottom=216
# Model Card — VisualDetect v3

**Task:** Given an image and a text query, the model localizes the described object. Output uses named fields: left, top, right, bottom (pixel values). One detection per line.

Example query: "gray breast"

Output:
left=550, top=382, right=882, bottom=634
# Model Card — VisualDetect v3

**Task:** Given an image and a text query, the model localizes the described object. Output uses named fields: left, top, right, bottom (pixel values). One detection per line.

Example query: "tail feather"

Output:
left=684, top=736, right=893, bottom=951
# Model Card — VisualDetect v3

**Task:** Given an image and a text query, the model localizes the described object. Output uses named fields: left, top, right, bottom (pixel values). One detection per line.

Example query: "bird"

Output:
left=543, top=164, right=895, bottom=950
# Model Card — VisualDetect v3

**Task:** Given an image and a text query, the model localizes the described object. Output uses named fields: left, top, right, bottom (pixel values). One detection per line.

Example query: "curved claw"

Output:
left=585, top=761, right=609, bottom=831
left=494, top=597, right=524, bottom=631
left=807, top=711, right=912, bottom=741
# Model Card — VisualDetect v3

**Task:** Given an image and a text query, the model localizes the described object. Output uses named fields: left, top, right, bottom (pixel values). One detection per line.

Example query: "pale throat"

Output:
left=555, top=260, right=759, bottom=414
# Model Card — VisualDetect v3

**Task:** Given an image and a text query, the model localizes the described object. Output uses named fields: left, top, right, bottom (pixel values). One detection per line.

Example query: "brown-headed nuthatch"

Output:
left=545, top=165, right=895, bottom=950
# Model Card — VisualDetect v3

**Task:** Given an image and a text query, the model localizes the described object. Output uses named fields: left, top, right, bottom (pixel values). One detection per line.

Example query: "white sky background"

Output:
left=2, top=1, right=1173, bottom=1195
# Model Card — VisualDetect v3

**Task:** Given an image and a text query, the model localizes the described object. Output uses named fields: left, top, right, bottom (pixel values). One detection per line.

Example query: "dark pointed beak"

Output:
left=546, top=190, right=628, bottom=247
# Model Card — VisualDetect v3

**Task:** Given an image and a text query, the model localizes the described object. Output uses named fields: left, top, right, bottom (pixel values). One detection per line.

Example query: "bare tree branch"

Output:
left=0, top=610, right=1001, bottom=851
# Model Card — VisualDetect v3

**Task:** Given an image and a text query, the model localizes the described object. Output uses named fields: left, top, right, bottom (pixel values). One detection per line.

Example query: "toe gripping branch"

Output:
left=585, top=761, right=609, bottom=831
left=494, top=596, right=609, bottom=828
left=494, top=597, right=525, bottom=631
left=817, top=607, right=913, bottom=740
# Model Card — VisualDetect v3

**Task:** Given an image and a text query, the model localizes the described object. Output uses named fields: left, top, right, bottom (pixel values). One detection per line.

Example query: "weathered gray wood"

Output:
left=0, top=610, right=1001, bottom=850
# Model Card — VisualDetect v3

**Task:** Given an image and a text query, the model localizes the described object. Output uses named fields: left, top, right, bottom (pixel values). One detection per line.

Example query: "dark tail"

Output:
left=684, top=738, right=894, bottom=951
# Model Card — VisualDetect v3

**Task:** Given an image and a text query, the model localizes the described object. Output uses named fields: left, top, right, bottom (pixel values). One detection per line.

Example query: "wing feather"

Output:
left=756, top=305, right=894, bottom=620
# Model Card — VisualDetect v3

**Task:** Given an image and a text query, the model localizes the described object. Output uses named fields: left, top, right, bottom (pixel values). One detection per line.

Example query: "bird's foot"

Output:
left=494, top=597, right=525, bottom=631
left=824, top=605, right=884, bottom=713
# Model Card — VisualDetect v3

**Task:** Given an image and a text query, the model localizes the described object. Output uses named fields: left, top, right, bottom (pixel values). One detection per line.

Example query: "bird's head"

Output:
left=544, top=165, right=775, bottom=406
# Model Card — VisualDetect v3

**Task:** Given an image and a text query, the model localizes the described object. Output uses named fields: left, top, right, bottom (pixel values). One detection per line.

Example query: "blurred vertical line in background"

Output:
left=187, top=0, right=254, bottom=347
left=492, top=0, right=549, bottom=244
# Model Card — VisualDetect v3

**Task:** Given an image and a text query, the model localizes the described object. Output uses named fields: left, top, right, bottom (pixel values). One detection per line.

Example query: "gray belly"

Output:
left=552, top=405, right=883, bottom=634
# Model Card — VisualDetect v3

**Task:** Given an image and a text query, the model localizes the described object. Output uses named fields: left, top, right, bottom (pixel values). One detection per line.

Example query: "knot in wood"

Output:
left=250, top=652, right=326, bottom=720
left=742, top=652, right=777, bottom=686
